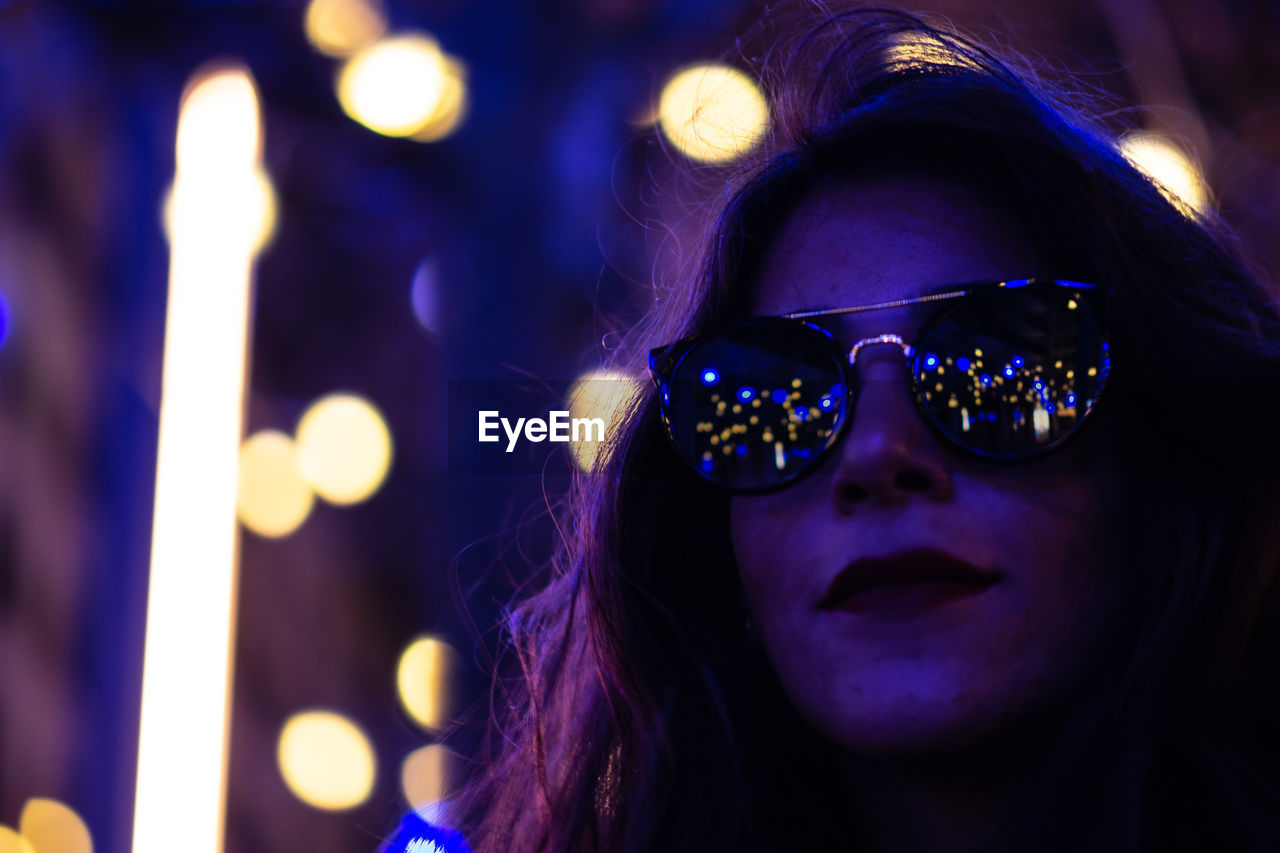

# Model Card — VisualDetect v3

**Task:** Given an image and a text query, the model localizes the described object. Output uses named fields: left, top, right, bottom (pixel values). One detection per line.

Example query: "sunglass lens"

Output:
left=914, top=286, right=1108, bottom=458
left=665, top=323, right=845, bottom=490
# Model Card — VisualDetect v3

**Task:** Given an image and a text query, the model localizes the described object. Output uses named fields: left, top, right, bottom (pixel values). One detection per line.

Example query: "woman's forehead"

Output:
left=748, top=171, right=1043, bottom=318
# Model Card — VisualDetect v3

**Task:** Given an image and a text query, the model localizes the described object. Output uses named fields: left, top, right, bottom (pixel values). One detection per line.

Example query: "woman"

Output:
left=442, top=5, right=1280, bottom=851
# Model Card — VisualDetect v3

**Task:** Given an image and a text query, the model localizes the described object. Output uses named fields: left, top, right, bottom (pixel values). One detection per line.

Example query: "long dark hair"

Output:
left=451, top=5, right=1280, bottom=850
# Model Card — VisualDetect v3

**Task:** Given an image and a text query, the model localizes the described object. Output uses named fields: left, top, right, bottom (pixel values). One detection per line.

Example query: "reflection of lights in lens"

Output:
left=1119, top=132, right=1209, bottom=216
left=980, top=374, right=992, bottom=386
left=408, top=56, right=468, bottom=143
left=236, top=430, right=315, bottom=537
left=296, top=394, right=393, bottom=505
left=956, top=357, right=970, bottom=372
left=771, top=389, right=787, bottom=404
left=701, top=368, right=719, bottom=385
left=924, top=354, right=937, bottom=367
left=135, top=65, right=265, bottom=853
left=396, top=636, right=458, bottom=731
left=0, top=826, right=35, bottom=853
left=278, top=711, right=376, bottom=811
left=1034, top=381, right=1044, bottom=391
left=657, top=64, right=768, bottom=164
left=304, top=0, right=386, bottom=57
left=566, top=370, right=641, bottom=471
left=1012, top=356, right=1024, bottom=368
left=819, top=396, right=833, bottom=410
left=401, top=744, right=460, bottom=823
left=1003, top=366, right=1014, bottom=378
left=1066, top=393, right=1077, bottom=405
left=736, top=387, right=754, bottom=402
left=337, top=34, right=449, bottom=137
left=19, top=799, right=92, bottom=853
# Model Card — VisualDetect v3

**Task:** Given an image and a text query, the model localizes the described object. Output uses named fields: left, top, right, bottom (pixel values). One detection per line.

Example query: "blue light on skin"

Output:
left=1012, top=355, right=1024, bottom=368
left=956, top=357, right=970, bottom=372
left=772, top=389, right=788, bottom=405
left=980, top=374, right=992, bottom=386
left=925, top=353, right=938, bottom=368
left=0, top=290, right=9, bottom=350
left=701, top=368, right=719, bottom=386
left=737, top=387, right=755, bottom=403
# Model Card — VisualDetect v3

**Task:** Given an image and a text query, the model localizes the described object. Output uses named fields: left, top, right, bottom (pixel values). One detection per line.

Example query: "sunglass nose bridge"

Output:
left=847, top=333, right=915, bottom=365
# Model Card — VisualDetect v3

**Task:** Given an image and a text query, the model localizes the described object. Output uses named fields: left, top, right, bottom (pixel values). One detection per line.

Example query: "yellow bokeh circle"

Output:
left=657, top=64, right=769, bottom=164
left=18, top=799, right=92, bottom=853
left=295, top=393, right=393, bottom=505
left=565, top=371, right=641, bottom=472
left=337, top=34, right=451, bottom=137
left=396, top=636, right=458, bottom=731
left=278, top=710, right=377, bottom=811
left=304, top=0, right=387, bottom=58
left=0, top=826, right=35, bottom=853
left=401, top=743, right=460, bottom=819
left=237, top=430, right=315, bottom=537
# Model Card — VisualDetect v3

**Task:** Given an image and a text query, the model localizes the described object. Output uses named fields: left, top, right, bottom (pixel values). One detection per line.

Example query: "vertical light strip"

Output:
left=133, top=65, right=268, bottom=853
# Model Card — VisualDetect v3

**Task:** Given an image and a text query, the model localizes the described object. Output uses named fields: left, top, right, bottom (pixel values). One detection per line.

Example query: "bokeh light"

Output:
left=566, top=371, right=642, bottom=471
left=304, top=0, right=387, bottom=58
left=1119, top=132, right=1209, bottom=216
left=166, top=69, right=277, bottom=252
left=277, top=711, right=377, bottom=811
left=0, top=289, right=10, bottom=349
left=401, top=744, right=460, bottom=823
left=410, top=257, right=442, bottom=335
left=236, top=430, right=315, bottom=538
left=657, top=64, right=769, bottom=164
left=408, top=56, right=468, bottom=143
left=19, top=799, right=92, bottom=853
left=0, top=827, right=34, bottom=853
left=336, top=34, right=452, bottom=137
left=396, top=636, right=458, bottom=731
left=135, top=64, right=264, bottom=853
left=295, top=393, right=393, bottom=505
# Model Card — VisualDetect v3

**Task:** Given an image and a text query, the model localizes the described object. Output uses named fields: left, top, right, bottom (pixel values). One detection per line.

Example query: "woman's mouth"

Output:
left=817, top=547, right=1002, bottom=616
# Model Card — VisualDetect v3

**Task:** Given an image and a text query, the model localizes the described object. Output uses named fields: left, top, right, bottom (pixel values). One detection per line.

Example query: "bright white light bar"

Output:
left=132, top=65, right=267, bottom=853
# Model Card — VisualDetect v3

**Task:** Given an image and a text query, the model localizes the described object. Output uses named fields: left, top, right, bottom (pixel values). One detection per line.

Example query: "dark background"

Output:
left=0, top=0, right=1276, bottom=850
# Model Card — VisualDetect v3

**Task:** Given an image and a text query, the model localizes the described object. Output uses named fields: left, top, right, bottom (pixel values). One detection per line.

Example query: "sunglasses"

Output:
left=648, top=278, right=1111, bottom=494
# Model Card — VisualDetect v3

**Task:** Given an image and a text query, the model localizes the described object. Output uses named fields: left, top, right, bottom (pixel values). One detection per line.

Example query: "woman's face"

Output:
left=729, top=172, right=1131, bottom=757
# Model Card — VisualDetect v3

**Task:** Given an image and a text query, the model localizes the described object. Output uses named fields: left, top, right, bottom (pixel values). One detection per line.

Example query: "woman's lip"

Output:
left=823, top=578, right=997, bottom=616
left=816, top=546, right=1002, bottom=611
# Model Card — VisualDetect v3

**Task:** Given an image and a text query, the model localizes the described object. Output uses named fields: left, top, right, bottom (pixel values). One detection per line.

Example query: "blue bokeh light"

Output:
left=700, top=367, right=719, bottom=385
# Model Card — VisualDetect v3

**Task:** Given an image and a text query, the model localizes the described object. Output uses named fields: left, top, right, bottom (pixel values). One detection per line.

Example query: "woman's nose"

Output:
left=827, top=341, right=955, bottom=511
